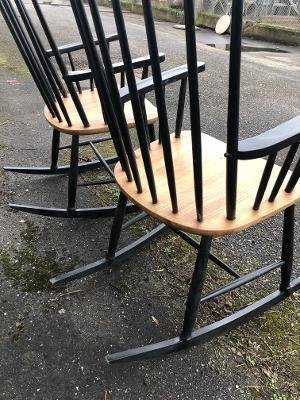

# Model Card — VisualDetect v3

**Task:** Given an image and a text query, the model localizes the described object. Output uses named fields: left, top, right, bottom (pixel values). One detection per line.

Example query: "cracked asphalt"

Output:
left=0, top=2, right=299, bottom=399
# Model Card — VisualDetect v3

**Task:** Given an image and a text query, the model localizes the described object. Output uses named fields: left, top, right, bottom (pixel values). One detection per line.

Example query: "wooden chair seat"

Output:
left=44, top=89, right=158, bottom=135
left=115, top=131, right=300, bottom=236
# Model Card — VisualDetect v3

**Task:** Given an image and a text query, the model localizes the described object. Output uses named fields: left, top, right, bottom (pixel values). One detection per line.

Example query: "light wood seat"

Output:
left=44, top=89, right=158, bottom=135
left=115, top=131, right=300, bottom=236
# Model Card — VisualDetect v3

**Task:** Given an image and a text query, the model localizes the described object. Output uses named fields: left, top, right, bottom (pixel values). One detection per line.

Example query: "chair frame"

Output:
left=1, top=0, right=163, bottom=218
left=50, top=0, right=205, bottom=283
left=33, top=0, right=300, bottom=363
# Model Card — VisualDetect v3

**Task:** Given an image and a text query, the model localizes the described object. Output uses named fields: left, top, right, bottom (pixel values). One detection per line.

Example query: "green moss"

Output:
left=91, top=179, right=119, bottom=205
left=170, top=3, right=183, bottom=11
left=98, top=138, right=117, bottom=158
left=195, top=12, right=220, bottom=29
left=127, top=214, right=157, bottom=236
left=227, top=288, right=299, bottom=399
left=0, top=48, right=29, bottom=78
left=127, top=229, right=299, bottom=398
left=0, top=56, right=7, bottom=66
left=256, top=22, right=300, bottom=34
left=0, top=221, right=75, bottom=292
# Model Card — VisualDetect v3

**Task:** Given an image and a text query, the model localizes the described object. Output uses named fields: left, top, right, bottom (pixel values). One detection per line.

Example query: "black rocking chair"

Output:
left=1, top=0, right=165, bottom=218
left=61, top=0, right=299, bottom=363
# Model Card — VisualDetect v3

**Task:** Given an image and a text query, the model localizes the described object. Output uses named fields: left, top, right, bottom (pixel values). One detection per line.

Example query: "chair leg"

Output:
left=50, top=129, right=60, bottom=172
left=106, top=236, right=213, bottom=363
left=8, top=134, right=138, bottom=218
left=50, top=192, right=127, bottom=285
left=106, top=276, right=300, bottom=364
left=106, top=224, right=299, bottom=364
left=106, top=192, right=128, bottom=260
left=67, top=135, right=79, bottom=210
left=106, top=192, right=127, bottom=255
left=4, top=128, right=116, bottom=176
left=280, top=205, right=294, bottom=292
left=180, top=236, right=213, bottom=340
left=50, top=194, right=167, bottom=284
left=148, top=124, right=156, bottom=142
left=106, top=192, right=128, bottom=280
left=8, top=132, right=131, bottom=218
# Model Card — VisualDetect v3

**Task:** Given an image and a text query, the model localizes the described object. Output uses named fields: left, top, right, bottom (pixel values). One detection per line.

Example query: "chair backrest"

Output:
left=1, top=0, right=131, bottom=129
left=29, top=0, right=98, bottom=127
left=0, top=0, right=61, bottom=119
left=14, top=0, right=67, bottom=98
left=1, top=0, right=166, bottom=133
left=71, top=0, right=204, bottom=215
left=78, top=0, right=300, bottom=222
left=0, top=0, right=77, bottom=126
left=4, top=0, right=299, bottom=220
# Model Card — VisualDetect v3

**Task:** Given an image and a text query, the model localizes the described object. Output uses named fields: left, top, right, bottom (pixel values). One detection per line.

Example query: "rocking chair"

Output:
left=58, top=0, right=299, bottom=363
left=0, top=0, right=164, bottom=218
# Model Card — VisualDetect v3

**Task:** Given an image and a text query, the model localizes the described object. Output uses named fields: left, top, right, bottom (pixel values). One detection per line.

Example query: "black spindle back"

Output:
left=13, top=0, right=72, bottom=125
left=31, top=0, right=91, bottom=128
left=85, top=0, right=142, bottom=192
left=229, top=1, right=300, bottom=212
left=226, top=0, right=243, bottom=220
left=110, top=0, right=158, bottom=204
left=70, top=0, right=204, bottom=217
left=183, top=0, right=203, bottom=221
left=0, top=0, right=62, bottom=121
left=142, top=0, right=178, bottom=213
left=15, top=0, right=66, bottom=97
left=66, top=0, right=300, bottom=221
left=69, top=0, right=132, bottom=182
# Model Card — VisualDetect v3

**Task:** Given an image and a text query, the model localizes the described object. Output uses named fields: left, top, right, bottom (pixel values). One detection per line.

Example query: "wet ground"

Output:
left=0, top=2, right=299, bottom=400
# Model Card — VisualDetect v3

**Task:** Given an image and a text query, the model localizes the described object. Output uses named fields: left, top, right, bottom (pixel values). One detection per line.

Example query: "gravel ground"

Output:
left=0, top=2, right=299, bottom=400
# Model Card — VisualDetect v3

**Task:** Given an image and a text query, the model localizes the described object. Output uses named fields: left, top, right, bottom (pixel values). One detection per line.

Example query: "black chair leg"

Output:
left=280, top=205, right=294, bottom=292
left=50, top=129, right=60, bottom=172
left=180, top=236, right=212, bottom=340
left=104, top=230, right=300, bottom=364
left=50, top=194, right=167, bottom=284
left=105, top=235, right=213, bottom=363
left=148, top=124, right=156, bottom=142
left=67, top=135, right=79, bottom=210
left=8, top=134, right=138, bottom=218
left=106, top=192, right=128, bottom=260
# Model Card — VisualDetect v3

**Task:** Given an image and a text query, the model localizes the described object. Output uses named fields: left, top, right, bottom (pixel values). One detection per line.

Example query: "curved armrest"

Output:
left=119, top=62, right=206, bottom=102
left=112, top=53, right=165, bottom=74
left=46, top=33, right=119, bottom=57
left=64, top=69, right=92, bottom=82
left=237, top=115, right=300, bottom=159
left=64, top=53, right=167, bottom=82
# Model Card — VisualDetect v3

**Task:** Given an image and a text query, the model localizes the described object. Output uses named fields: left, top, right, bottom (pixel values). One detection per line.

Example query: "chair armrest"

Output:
left=46, top=33, right=119, bottom=57
left=237, top=115, right=300, bottom=159
left=64, top=69, right=92, bottom=82
left=105, top=33, right=119, bottom=43
left=119, top=62, right=205, bottom=102
left=63, top=53, right=167, bottom=82
left=112, top=53, right=165, bottom=74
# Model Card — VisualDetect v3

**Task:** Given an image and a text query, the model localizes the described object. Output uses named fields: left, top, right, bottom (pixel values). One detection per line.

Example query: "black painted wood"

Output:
left=238, top=115, right=300, bottom=159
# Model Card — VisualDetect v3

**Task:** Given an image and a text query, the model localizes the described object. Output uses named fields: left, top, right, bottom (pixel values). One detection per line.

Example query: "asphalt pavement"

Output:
left=0, top=2, right=299, bottom=400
